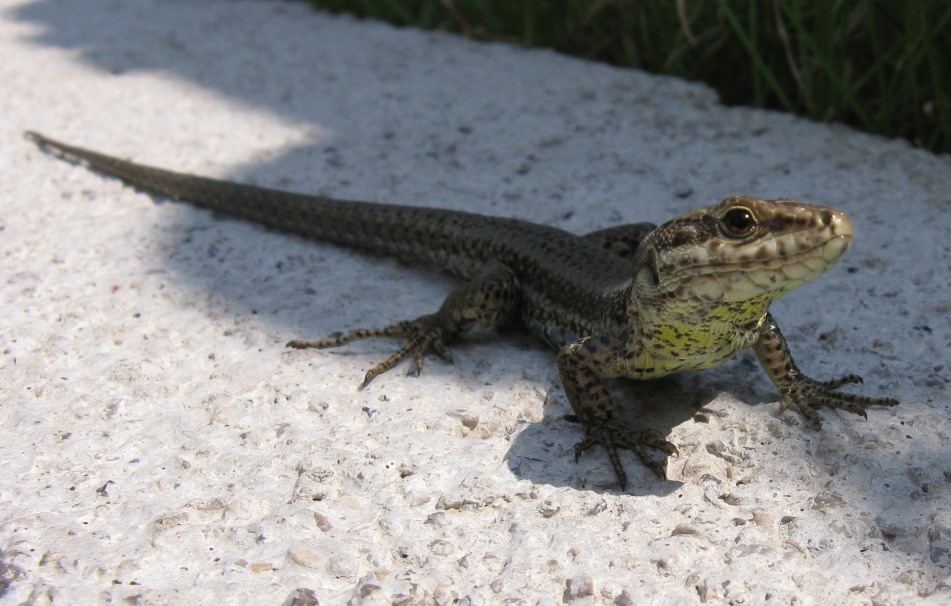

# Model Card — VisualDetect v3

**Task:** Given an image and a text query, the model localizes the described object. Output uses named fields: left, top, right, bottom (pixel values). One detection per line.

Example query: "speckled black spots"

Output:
left=754, top=246, right=774, bottom=260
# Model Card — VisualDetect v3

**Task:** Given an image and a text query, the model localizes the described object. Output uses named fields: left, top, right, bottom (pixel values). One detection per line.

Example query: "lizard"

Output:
left=24, top=131, right=899, bottom=489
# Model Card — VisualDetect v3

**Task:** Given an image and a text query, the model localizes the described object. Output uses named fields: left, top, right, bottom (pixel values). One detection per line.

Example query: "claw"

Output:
left=412, top=348, right=426, bottom=376
left=433, top=339, right=454, bottom=363
left=617, top=471, right=629, bottom=490
left=646, top=461, right=667, bottom=481
left=361, top=369, right=380, bottom=389
left=573, top=437, right=596, bottom=462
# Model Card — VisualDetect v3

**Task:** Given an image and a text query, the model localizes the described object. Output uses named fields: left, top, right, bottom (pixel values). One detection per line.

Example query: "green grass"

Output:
left=306, top=0, right=951, bottom=156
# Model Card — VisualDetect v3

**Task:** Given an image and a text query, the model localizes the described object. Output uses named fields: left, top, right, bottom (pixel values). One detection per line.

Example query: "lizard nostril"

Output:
left=817, top=210, right=833, bottom=227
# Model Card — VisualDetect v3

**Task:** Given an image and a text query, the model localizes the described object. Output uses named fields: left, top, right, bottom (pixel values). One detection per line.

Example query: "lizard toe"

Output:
left=782, top=374, right=898, bottom=428
left=572, top=421, right=673, bottom=487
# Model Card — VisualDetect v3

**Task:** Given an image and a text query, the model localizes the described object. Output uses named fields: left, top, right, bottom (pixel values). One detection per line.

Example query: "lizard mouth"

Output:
left=718, top=234, right=852, bottom=300
left=696, top=231, right=852, bottom=275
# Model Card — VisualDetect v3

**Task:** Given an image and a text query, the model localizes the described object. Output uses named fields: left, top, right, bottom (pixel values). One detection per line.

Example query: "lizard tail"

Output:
left=24, top=131, right=486, bottom=266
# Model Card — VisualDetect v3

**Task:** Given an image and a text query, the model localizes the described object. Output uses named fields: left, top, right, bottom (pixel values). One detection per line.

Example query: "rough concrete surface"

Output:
left=2, top=1, right=950, bottom=604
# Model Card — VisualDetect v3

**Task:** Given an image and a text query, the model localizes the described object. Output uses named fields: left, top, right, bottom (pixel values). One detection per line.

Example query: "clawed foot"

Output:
left=574, top=420, right=679, bottom=489
left=780, top=373, right=899, bottom=428
left=287, top=315, right=453, bottom=388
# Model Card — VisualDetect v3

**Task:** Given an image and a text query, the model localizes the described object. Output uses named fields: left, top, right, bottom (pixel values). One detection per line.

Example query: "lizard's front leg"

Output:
left=754, top=312, right=898, bottom=427
left=289, top=263, right=519, bottom=387
left=557, top=336, right=678, bottom=489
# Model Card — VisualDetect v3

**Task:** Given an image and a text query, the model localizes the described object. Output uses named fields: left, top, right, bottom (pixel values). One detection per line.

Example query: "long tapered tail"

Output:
left=24, top=131, right=509, bottom=272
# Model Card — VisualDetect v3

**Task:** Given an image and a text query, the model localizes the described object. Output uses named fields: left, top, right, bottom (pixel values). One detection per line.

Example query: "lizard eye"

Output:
left=720, top=207, right=756, bottom=238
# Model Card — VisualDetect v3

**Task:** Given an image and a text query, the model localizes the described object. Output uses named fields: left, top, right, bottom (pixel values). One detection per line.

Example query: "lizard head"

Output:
left=631, top=196, right=854, bottom=319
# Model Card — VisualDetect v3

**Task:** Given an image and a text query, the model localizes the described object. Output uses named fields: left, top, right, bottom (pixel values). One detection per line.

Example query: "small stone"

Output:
left=752, top=511, right=776, bottom=528
left=812, top=492, right=845, bottom=511
left=458, top=412, right=479, bottom=430
left=313, top=511, right=332, bottom=532
left=537, top=500, right=560, bottom=518
left=287, top=546, right=321, bottom=570
left=706, top=441, right=741, bottom=463
left=429, top=539, right=456, bottom=556
left=718, top=493, right=742, bottom=506
left=250, top=562, right=275, bottom=573
left=681, top=456, right=713, bottom=477
left=283, top=587, right=319, bottom=606
left=563, top=575, right=594, bottom=600
left=328, top=553, right=359, bottom=577
left=695, top=578, right=718, bottom=602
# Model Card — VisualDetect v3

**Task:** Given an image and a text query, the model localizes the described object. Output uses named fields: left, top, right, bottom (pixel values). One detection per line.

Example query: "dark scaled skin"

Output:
left=25, top=131, right=898, bottom=489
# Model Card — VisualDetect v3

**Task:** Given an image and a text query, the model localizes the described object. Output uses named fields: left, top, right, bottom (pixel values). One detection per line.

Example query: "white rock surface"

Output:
left=2, top=0, right=950, bottom=603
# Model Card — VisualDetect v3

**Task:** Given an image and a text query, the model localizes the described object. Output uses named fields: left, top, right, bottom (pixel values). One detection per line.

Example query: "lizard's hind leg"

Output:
left=287, top=263, right=520, bottom=388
